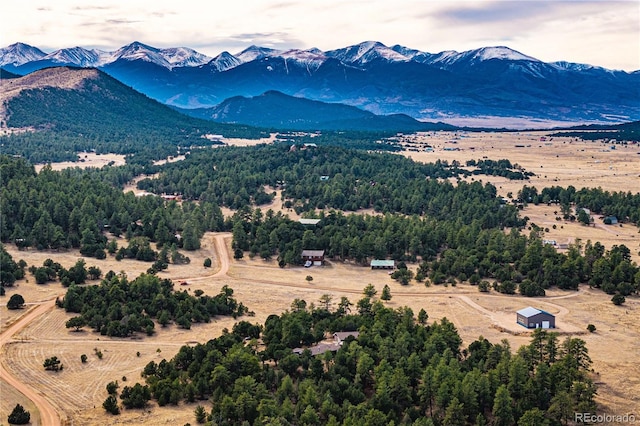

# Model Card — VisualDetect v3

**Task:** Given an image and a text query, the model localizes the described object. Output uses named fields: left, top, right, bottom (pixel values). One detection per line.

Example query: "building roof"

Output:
left=333, top=331, right=360, bottom=342
left=517, top=307, right=554, bottom=318
left=370, top=259, right=395, bottom=267
left=299, top=218, right=321, bottom=226
left=293, top=342, right=340, bottom=356
left=302, top=250, right=325, bottom=257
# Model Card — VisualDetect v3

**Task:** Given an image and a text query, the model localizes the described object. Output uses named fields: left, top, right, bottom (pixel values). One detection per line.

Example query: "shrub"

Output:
left=611, top=294, right=626, bottom=305
left=587, top=324, right=596, bottom=333
left=7, top=404, right=30, bottom=424
left=7, top=294, right=25, bottom=310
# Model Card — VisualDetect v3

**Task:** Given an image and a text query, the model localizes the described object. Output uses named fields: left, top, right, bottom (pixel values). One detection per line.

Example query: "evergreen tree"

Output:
left=7, top=404, right=30, bottom=424
left=492, top=385, right=514, bottom=426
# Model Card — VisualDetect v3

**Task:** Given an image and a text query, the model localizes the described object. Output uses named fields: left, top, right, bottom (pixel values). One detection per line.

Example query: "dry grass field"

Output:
left=1, top=131, right=639, bottom=424
left=34, top=153, right=127, bottom=172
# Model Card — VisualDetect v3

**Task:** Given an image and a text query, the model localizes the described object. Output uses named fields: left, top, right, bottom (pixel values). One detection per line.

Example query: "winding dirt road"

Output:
left=0, top=298, right=62, bottom=425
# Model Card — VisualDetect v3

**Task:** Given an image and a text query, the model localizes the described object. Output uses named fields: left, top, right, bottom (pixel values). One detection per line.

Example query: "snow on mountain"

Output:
left=429, top=46, right=540, bottom=68
left=107, top=41, right=171, bottom=67
left=235, top=45, right=279, bottom=63
left=42, top=47, right=104, bottom=67
left=207, top=51, right=242, bottom=72
left=326, top=41, right=410, bottom=65
left=160, top=47, right=211, bottom=67
left=551, top=61, right=600, bottom=72
left=0, top=43, right=46, bottom=66
left=278, top=49, right=327, bottom=73
left=390, top=45, right=435, bottom=63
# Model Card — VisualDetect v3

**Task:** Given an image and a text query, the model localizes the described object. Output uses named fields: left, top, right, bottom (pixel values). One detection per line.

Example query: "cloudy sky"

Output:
left=2, top=0, right=639, bottom=71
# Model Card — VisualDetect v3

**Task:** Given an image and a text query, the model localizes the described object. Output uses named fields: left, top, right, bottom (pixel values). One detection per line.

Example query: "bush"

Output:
left=7, top=403, right=30, bottom=424
left=43, top=356, right=62, bottom=371
left=103, top=395, right=120, bottom=415
left=203, top=257, right=212, bottom=268
left=611, top=294, right=626, bottom=305
left=587, top=324, right=596, bottom=333
left=81, top=354, right=88, bottom=363
left=7, top=294, right=25, bottom=310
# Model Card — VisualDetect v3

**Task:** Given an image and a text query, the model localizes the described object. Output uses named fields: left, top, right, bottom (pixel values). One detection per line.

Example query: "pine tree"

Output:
left=381, top=284, right=392, bottom=301
left=492, top=385, right=514, bottom=426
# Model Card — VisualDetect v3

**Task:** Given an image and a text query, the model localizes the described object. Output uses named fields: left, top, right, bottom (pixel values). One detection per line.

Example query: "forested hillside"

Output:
left=105, top=297, right=597, bottom=425
left=0, top=67, right=267, bottom=163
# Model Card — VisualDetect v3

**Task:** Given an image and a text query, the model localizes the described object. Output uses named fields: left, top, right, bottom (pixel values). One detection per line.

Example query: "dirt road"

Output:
left=0, top=298, right=62, bottom=425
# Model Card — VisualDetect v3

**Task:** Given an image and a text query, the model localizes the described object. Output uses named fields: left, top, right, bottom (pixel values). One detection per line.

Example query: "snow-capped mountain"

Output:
left=278, top=49, right=327, bottom=73
left=0, top=43, right=46, bottom=66
left=207, top=51, right=243, bottom=72
left=43, top=47, right=105, bottom=67
left=427, top=46, right=539, bottom=69
left=0, top=41, right=211, bottom=71
left=160, top=47, right=211, bottom=68
left=2, top=40, right=638, bottom=126
left=235, top=45, right=279, bottom=63
left=326, top=41, right=410, bottom=65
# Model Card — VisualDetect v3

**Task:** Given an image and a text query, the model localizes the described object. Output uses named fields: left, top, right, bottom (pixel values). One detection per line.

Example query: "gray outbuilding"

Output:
left=517, top=307, right=555, bottom=329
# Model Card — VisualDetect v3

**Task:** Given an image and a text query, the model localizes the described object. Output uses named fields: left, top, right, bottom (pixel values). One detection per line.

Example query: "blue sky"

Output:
left=2, top=0, right=639, bottom=71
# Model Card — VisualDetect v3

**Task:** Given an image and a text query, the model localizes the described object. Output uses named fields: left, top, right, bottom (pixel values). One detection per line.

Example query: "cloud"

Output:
left=105, top=19, right=141, bottom=25
left=433, top=1, right=552, bottom=24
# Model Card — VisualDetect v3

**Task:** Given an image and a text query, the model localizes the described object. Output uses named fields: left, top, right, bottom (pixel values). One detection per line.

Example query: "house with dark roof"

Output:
left=302, top=250, right=325, bottom=266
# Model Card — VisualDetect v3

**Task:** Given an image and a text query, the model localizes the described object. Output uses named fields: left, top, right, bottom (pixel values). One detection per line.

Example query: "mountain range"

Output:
left=179, top=90, right=455, bottom=131
left=2, top=41, right=639, bottom=127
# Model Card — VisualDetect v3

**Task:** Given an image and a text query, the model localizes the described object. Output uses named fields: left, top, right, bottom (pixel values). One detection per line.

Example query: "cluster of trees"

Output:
left=549, top=121, right=640, bottom=142
left=277, top=131, right=405, bottom=152
left=110, top=296, right=597, bottom=425
left=0, top=244, right=26, bottom=287
left=519, top=185, right=640, bottom=225
left=137, top=144, right=524, bottom=220
left=231, top=208, right=639, bottom=300
left=466, top=159, right=535, bottom=180
left=58, top=272, right=248, bottom=337
left=28, top=258, right=100, bottom=286
left=0, top=156, right=223, bottom=258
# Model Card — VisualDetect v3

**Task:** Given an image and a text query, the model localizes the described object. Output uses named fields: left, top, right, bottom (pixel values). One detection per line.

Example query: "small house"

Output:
left=517, top=307, right=555, bottom=329
left=302, top=250, right=325, bottom=266
left=299, top=218, right=321, bottom=226
left=603, top=216, right=618, bottom=225
left=370, top=259, right=395, bottom=270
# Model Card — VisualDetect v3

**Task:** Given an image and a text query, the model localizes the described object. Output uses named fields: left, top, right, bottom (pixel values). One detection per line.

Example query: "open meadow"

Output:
left=1, top=130, right=639, bottom=424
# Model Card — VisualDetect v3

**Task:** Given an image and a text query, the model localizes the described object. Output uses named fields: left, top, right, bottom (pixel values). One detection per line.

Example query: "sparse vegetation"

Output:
left=43, top=356, right=62, bottom=371
left=7, top=403, right=31, bottom=424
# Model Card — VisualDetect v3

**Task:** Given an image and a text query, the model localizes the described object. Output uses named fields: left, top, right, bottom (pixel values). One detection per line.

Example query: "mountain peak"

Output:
left=235, top=45, right=279, bottom=63
left=0, top=43, right=46, bottom=66
left=43, top=46, right=103, bottom=67
left=472, top=46, right=539, bottom=62
left=208, top=51, right=242, bottom=72
left=326, top=41, right=409, bottom=64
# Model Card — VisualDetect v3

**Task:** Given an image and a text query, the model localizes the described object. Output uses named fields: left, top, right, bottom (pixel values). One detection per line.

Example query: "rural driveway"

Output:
left=1, top=298, right=62, bottom=426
